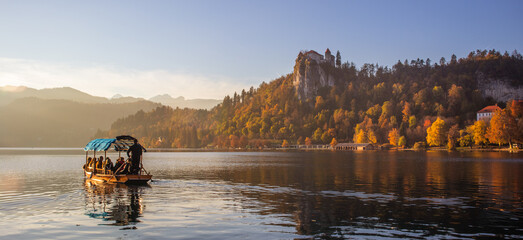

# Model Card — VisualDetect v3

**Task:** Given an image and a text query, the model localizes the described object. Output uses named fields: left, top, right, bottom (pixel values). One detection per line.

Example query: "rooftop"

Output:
left=477, top=105, right=501, bottom=113
left=305, top=50, right=322, bottom=56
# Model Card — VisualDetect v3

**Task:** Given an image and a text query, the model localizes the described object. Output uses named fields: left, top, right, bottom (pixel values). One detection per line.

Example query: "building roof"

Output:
left=477, top=105, right=501, bottom=113
left=305, top=50, right=322, bottom=57
left=325, top=48, right=331, bottom=54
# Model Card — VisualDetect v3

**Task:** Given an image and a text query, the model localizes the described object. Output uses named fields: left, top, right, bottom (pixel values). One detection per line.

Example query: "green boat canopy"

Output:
left=84, top=135, right=137, bottom=152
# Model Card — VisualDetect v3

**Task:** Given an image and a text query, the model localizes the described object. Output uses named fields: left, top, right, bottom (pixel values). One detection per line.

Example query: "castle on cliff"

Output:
left=303, top=48, right=335, bottom=66
left=293, top=48, right=337, bottom=100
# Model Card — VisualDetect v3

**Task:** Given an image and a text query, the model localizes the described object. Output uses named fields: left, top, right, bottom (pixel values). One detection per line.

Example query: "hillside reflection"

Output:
left=84, top=181, right=147, bottom=226
left=210, top=151, right=523, bottom=238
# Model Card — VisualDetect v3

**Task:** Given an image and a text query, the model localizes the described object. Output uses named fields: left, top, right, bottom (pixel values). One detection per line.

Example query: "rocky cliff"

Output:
left=477, top=72, right=523, bottom=102
left=292, top=57, right=336, bottom=100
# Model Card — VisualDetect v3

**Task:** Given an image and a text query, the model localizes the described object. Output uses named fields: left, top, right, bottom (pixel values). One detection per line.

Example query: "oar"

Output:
left=139, top=162, right=153, bottom=182
left=107, top=162, right=127, bottom=182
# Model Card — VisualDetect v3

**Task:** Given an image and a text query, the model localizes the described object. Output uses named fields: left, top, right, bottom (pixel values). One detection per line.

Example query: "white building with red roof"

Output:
left=477, top=105, right=501, bottom=121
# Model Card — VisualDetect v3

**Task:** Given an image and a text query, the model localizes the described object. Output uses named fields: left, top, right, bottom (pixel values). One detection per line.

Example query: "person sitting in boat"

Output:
left=83, top=157, right=93, bottom=170
left=114, top=157, right=128, bottom=174
left=122, top=158, right=133, bottom=174
left=127, top=139, right=147, bottom=174
left=113, top=157, right=125, bottom=173
left=95, top=156, right=104, bottom=173
left=88, top=157, right=96, bottom=170
left=105, top=157, right=114, bottom=174
left=113, top=157, right=121, bottom=172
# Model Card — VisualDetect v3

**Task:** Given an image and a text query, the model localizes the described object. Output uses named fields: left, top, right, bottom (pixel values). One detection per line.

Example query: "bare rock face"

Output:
left=293, top=58, right=335, bottom=100
left=477, top=72, right=523, bottom=102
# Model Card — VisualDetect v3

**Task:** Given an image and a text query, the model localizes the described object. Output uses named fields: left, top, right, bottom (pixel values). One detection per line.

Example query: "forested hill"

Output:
left=98, top=49, right=523, bottom=148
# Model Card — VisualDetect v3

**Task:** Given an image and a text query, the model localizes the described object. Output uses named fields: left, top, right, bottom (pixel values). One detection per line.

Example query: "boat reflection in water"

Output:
left=84, top=180, right=148, bottom=226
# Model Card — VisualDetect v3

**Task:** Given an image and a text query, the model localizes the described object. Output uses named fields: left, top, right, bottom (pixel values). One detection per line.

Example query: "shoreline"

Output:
left=0, top=146, right=520, bottom=153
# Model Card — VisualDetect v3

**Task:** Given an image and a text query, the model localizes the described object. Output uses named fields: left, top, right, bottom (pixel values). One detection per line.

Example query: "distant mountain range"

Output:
left=148, top=94, right=221, bottom=110
left=0, top=85, right=220, bottom=110
left=0, top=86, right=222, bottom=147
left=0, top=86, right=109, bottom=105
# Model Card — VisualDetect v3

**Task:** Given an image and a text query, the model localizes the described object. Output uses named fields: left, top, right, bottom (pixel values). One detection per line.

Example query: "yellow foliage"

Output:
left=388, top=128, right=400, bottom=146
left=426, top=118, right=447, bottom=146
left=355, top=129, right=367, bottom=143
left=330, top=138, right=338, bottom=147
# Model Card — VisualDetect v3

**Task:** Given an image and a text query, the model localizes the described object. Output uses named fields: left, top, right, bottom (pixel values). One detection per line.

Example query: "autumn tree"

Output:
left=509, top=100, right=523, bottom=118
left=458, top=128, right=473, bottom=148
left=509, top=100, right=523, bottom=144
left=368, top=130, right=378, bottom=144
left=229, top=135, right=240, bottom=148
left=472, top=120, right=488, bottom=146
left=409, top=116, right=417, bottom=128
left=448, top=84, right=464, bottom=116
left=315, top=96, right=325, bottom=111
left=297, top=136, right=304, bottom=145
left=321, top=131, right=332, bottom=143
left=312, top=128, right=323, bottom=142
left=304, top=137, right=312, bottom=146
left=426, top=118, right=447, bottom=147
left=388, top=128, right=400, bottom=146
left=487, top=109, right=518, bottom=147
left=447, top=124, right=459, bottom=150
left=330, top=138, right=338, bottom=148
left=353, top=116, right=375, bottom=143
left=354, top=129, right=368, bottom=143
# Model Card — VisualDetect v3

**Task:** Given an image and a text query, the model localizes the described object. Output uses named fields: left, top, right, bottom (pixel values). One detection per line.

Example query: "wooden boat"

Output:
left=84, top=171, right=152, bottom=184
left=83, top=135, right=152, bottom=184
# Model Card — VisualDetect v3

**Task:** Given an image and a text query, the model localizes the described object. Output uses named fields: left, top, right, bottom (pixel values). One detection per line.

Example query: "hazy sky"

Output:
left=0, top=0, right=522, bottom=99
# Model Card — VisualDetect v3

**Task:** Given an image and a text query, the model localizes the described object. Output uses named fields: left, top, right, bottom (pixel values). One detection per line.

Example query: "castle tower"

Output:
left=325, top=48, right=335, bottom=66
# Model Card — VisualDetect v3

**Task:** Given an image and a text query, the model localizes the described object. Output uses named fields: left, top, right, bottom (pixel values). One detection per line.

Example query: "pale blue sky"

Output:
left=0, top=0, right=522, bottom=99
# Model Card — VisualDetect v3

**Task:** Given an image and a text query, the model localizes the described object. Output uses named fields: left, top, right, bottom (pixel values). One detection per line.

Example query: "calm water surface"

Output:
left=0, top=150, right=522, bottom=239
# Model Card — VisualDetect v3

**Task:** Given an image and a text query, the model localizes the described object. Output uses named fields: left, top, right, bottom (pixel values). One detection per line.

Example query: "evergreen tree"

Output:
left=336, top=50, right=341, bottom=68
left=450, top=54, right=457, bottom=64
left=439, top=57, right=446, bottom=66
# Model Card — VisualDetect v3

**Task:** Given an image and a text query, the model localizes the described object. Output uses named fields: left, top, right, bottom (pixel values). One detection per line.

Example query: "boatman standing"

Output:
left=127, top=139, right=147, bottom=174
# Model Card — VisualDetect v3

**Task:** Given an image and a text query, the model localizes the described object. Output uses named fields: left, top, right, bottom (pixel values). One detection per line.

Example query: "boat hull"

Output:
left=84, top=171, right=152, bottom=184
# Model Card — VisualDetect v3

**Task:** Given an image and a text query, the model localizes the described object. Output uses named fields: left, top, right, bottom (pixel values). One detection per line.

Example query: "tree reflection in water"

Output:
left=210, top=151, right=523, bottom=238
left=84, top=180, right=147, bottom=226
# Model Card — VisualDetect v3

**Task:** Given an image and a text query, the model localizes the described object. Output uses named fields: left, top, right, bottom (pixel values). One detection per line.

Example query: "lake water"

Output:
left=0, top=149, right=522, bottom=239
